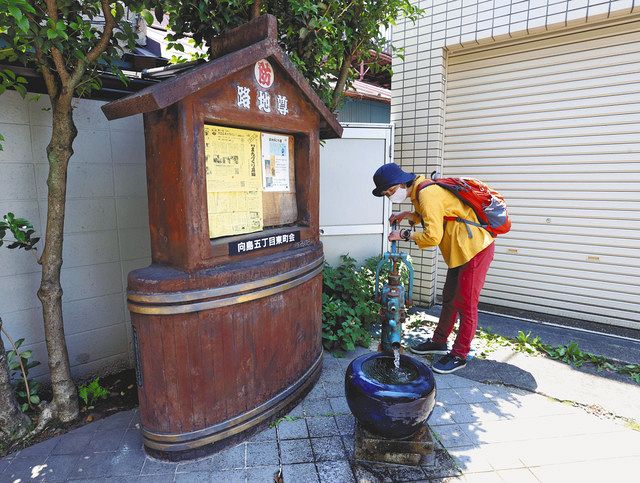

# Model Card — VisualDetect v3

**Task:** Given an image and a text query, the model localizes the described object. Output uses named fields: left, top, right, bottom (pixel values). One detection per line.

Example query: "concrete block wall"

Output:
left=0, top=90, right=150, bottom=380
left=391, top=0, right=638, bottom=305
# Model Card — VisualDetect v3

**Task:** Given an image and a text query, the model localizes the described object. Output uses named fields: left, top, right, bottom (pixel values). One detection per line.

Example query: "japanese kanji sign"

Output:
left=228, top=230, right=300, bottom=255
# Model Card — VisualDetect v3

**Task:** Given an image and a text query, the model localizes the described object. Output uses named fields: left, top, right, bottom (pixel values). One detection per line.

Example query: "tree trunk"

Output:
left=331, top=52, right=352, bottom=111
left=251, top=0, right=261, bottom=19
left=0, top=317, right=31, bottom=442
left=37, top=94, right=79, bottom=424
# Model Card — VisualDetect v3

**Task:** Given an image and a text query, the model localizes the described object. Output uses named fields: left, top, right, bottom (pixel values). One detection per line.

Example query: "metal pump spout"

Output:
left=375, top=222, right=415, bottom=353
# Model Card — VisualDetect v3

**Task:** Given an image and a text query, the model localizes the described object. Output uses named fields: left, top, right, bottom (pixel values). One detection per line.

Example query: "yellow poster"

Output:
left=204, top=125, right=263, bottom=238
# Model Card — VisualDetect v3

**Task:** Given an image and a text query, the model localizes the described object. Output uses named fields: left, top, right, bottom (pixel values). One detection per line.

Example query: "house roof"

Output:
left=102, top=15, right=342, bottom=139
left=345, top=80, right=391, bottom=103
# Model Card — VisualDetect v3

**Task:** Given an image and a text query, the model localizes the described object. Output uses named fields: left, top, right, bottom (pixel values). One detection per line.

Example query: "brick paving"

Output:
left=2, top=346, right=639, bottom=482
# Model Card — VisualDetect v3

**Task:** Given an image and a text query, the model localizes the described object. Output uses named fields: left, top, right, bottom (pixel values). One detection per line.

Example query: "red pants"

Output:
left=433, top=242, right=495, bottom=359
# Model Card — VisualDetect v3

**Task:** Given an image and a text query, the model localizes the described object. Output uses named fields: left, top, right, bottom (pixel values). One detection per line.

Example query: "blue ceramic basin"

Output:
left=344, top=352, right=436, bottom=439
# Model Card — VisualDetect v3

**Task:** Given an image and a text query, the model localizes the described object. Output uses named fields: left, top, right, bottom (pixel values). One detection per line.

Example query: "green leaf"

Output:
left=141, top=9, right=154, bottom=26
left=29, top=394, right=40, bottom=404
left=46, top=29, right=58, bottom=40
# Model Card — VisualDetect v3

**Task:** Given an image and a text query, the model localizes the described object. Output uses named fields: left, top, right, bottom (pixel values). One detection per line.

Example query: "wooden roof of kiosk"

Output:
left=102, top=14, right=343, bottom=140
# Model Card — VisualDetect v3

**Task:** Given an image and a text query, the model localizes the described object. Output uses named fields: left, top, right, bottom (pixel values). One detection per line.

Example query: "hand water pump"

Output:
left=374, top=222, right=415, bottom=353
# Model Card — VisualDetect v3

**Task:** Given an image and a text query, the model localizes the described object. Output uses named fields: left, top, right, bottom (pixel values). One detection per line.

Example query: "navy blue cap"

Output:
left=372, top=163, right=416, bottom=197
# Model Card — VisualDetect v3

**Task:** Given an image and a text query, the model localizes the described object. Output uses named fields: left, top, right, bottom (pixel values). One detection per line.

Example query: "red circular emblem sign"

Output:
left=254, top=59, right=274, bottom=88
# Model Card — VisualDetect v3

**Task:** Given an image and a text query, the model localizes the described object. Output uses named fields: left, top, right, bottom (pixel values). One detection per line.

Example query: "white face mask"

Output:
left=388, top=187, right=407, bottom=204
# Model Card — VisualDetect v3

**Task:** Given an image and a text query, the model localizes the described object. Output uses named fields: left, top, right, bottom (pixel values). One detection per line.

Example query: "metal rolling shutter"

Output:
left=443, top=18, right=640, bottom=330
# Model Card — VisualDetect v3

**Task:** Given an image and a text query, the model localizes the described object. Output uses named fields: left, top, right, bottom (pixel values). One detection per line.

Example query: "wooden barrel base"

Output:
left=142, top=351, right=322, bottom=461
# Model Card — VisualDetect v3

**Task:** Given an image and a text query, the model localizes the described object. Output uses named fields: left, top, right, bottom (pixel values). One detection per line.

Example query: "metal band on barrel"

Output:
left=127, top=257, right=323, bottom=315
left=140, top=351, right=322, bottom=451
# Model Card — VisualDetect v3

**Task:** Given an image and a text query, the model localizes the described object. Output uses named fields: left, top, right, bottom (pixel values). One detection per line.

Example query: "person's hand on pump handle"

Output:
left=388, top=228, right=413, bottom=242
left=388, top=211, right=413, bottom=224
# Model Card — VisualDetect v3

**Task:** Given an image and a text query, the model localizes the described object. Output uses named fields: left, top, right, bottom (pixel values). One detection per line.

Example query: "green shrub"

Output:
left=78, top=377, right=109, bottom=406
left=322, top=254, right=413, bottom=352
left=6, top=338, right=41, bottom=412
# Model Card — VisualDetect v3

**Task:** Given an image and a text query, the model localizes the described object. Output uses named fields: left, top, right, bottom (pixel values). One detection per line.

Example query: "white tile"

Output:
left=41, top=197, right=117, bottom=233
left=0, top=163, right=36, bottom=201
left=62, top=230, right=120, bottom=268
left=0, top=90, right=29, bottom=124
left=66, top=322, right=128, bottom=365
left=62, top=293, right=126, bottom=336
left=587, top=2, right=611, bottom=18
left=30, top=125, right=112, bottom=164
left=115, top=197, right=148, bottom=229
left=114, top=163, right=148, bottom=197
left=108, top=113, right=143, bottom=133
left=60, top=261, right=122, bottom=302
left=530, top=456, right=640, bottom=483
left=118, top=227, right=151, bottom=261
left=35, top=163, right=114, bottom=199
left=0, top=123, right=32, bottom=164
left=0, top=271, right=40, bottom=313
left=0, top=307, right=45, bottom=345
left=27, top=94, right=53, bottom=126
left=70, top=98, right=110, bottom=131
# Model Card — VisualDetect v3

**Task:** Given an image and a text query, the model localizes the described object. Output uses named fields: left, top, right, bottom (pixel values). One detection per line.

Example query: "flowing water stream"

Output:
left=393, top=347, right=400, bottom=370
left=362, top=353, right=419, bottom=385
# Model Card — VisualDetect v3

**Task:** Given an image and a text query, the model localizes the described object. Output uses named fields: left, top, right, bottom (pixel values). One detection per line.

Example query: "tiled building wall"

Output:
left=391, top=0, right=639, bottom=305
left=0, top=90, right=149, bottom=380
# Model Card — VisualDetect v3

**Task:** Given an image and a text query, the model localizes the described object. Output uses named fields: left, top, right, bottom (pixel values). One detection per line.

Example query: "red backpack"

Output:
left=416, top=174, right=511, bottom=238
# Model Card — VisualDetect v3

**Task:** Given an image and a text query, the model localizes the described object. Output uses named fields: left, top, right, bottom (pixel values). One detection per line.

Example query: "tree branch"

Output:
left=84, top=0, right=116, bottom=65
left=32, top=42, right=59, bottom=99
left=44, top=1, right=70, bottom=84
left=331, top=52, right=352, bottom=111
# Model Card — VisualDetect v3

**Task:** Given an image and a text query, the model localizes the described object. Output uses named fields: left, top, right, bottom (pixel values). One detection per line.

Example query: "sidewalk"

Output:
left=2, top=313, right=639, bottom=482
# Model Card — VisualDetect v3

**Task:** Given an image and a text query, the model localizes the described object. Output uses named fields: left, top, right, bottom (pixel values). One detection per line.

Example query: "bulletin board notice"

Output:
left=205, top=125, right=263, bottom=239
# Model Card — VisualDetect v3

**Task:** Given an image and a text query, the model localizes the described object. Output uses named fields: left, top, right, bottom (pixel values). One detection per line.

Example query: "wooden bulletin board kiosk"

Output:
left=102, top=15, right=342, bottom=459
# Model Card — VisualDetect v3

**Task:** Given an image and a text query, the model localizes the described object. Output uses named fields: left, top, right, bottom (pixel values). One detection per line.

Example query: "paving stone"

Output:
left=335, top=414, right=356, bottom=436
left=17, top=436, right=60, bottom=457
left=328, top=397, right=351, bottom=415
left=276, top=418, right=308, bottom=440
left=286, top=402, right=305, bottom=418
left=306, top=382, right=328, bottom=400
left=98, top=411, right=133, bottom=430
left=497, top=467, right=539, bottom=482
left=105, top=449, right=147, bottom=477
left=0, top=456, right=12, bottom=473
left=341, top=436, right=355, bottom=461
left=67, top=421, right=100, bottom=436
left=51, top=433, right=94, bottom=455
left=428, top=405, right=456, bottom=426
left=245, top=464, right=280, bottom=482
left=39, top=454, right=82, bottom=481
left=209, top=469, right=245, bottom=483
left=436, top=388, right=467, bottom=405
left=282, top=463, right=320, bottom=482
left=248, top=426, right=277, bottom=443
left=432, top=423, right=476, bottom=448
left=310, top=436, right=347, bottom=462
left=88, top=429, right=126, bottom=452
left=323, top=382, right=346, bottom=398
left=306, top=416, right=340, bottom=437
left=454, top=386, right=503, bottom=405
left=118, top=429, right=144, bottom=453
left=317, top=460, right=355, bottom=482
left=446, top=445, right=494, bottom=474
left=319, top=369, right=343, bottom=384
left=70, top=452, right=114, bottom=479
left=140, top=456, right=178, bottom=475
left=303, top=398, right=333, bottom=416
left=246, top=441, right=279, bottom=467
left=279, top=439, right=314, bottom=464
left=448, top=402, right=505, bottom=424
left=177, top=443, right=246, bottom=472
left=384, top=463, right=427, bottom=482
left=137, top=474, right=175, bottom=482
left=2, top=456, right=46, bottom=482
left=174, top=470, right=211, bottom=482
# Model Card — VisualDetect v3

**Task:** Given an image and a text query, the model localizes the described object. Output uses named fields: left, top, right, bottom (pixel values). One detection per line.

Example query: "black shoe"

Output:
left=409, top=338, right=449, bottom=355
left=432, top=353, right=467, bottom=374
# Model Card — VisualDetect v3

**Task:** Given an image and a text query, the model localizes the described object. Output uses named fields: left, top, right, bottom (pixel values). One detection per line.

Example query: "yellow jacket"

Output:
left=407, top=175, right=494, bottom=268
